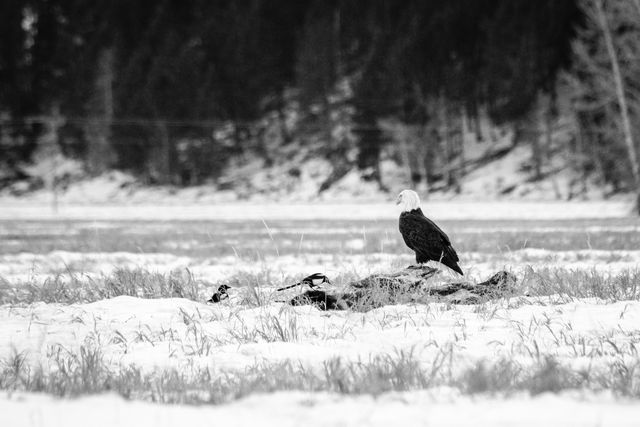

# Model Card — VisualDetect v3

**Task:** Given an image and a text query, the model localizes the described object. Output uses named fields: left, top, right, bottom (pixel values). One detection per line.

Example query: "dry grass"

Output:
left=1, top=345, right=639, bottom=404
left=0, top=268, right=202, bottom=304
left=522, top=267, right=640, bottom=301
left=3, top=265, right=640, bottom=307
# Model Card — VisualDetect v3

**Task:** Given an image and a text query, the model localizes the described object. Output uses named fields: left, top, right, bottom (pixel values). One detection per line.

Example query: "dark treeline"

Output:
left=0, top=0, right=581, bottom=191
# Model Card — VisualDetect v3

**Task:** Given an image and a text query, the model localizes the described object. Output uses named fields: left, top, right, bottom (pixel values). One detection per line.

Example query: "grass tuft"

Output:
left=1, top=347, right=639, bottom=403
left=523, top=267, right=640, bottom=301
left=0, top=268, right=201, bottom=305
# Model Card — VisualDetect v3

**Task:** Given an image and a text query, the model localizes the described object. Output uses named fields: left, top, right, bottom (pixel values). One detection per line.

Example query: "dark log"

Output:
left=288, top=267, right=517, bottom=311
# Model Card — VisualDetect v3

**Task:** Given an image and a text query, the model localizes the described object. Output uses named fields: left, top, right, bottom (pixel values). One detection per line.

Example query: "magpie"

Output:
left=276, top=273, right=331, bottom=291
left=207, top=284, right=231, bottom=303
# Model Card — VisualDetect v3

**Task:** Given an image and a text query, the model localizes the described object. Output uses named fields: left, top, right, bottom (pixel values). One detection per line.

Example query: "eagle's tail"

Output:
left=440, top=253, right=463, bottom=275
left=441, top=247, right=463, bottom=276
left=448, top=262, right=464, bottom=276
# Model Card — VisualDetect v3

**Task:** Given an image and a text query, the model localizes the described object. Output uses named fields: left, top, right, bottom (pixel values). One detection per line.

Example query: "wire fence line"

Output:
left=1, top=116, right=223, bottom=127
left=0, top=115, right=460, bottom=149
left=0, top=115, right=571, bottom=131
left=0, top=115, right=446, bottom=129
left=0, top=114, right=579, bottom=157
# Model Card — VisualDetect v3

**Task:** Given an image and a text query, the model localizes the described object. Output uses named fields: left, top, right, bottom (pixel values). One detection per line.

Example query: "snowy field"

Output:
left=2, top=202, right=640, bottom=426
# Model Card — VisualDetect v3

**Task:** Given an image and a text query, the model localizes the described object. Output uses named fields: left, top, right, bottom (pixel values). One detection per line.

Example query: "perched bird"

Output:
left=276, top=273, right=331, bottom=292
left=207, top=284, right=231, bottom=303
left=396, top=189, right=463, bottom=275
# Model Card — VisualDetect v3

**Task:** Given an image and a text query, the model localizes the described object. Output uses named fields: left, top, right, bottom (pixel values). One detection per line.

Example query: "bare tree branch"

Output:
left=595, top=0, right=640, bottom=212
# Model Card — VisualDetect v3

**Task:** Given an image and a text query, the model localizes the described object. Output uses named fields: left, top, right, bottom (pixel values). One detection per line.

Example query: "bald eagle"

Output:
left=396, top=189, right=463, bottom=275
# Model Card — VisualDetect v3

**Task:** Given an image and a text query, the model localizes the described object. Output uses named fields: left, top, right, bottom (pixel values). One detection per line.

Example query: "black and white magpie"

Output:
left=207, top=284, right=231, bottom=303
left=276, top=273, right=331, bottom=291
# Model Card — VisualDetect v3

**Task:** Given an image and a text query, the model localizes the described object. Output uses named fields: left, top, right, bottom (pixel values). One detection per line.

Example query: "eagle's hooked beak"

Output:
left=395, top=195, right=401, bottom=205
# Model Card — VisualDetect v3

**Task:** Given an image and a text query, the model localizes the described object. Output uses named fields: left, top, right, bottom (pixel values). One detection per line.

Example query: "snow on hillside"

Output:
left=0, top=124, right=627, bottom=206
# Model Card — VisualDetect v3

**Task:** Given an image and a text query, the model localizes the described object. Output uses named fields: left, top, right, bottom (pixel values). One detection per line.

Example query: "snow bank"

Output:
left=3, top=390, right=639, bottom=427
left=2, top=296, right=639, bottom=375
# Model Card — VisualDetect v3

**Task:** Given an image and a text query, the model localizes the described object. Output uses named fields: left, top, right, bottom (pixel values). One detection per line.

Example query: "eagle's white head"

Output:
left=396, top=189, right=421, bottom=212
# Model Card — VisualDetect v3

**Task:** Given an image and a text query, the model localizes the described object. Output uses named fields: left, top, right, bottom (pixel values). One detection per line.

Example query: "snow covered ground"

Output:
left=1, top=203, right=640, bottom=426
left=4, top=390, right=640, bottom=427
left=2, top=293, right=639, bottom=375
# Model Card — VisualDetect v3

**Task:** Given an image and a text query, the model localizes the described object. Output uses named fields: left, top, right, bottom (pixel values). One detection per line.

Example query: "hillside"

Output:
left=0, top=122, right=626, bottom=205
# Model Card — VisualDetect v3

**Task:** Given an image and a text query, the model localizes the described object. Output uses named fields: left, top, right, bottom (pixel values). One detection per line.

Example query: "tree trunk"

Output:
left=596, top=0, right=640, bottom=213
left=276, top=93, right=292, bottom=145
left=411, top=85, right=431, bottom=193
left=530, top=106, right=544, bottom=181
left=540, top=94, right=561, bottom=197
left=475, top=106, right=486, bottom=143
left=420, top=123, right=432, bottom=196
left=85, top=48, right=115, bottom=175
left=458, top=109, right=467, bottom=188
left=322, top=93, right=333, bottom=149
left=400, top=133, right=413, bottom=187
left=152, top=120, right=172, bottom=184
left=44, top=107, right=64, bottom=213
left=571, top=111, right=588, bottom=199
left=439, top=95, right=456, bottom=189
left=633, top=0, right=640, bottom=18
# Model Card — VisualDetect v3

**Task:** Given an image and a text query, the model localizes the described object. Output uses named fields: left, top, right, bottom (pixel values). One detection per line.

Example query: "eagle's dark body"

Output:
left=399, top=208, right=463, bottom=275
